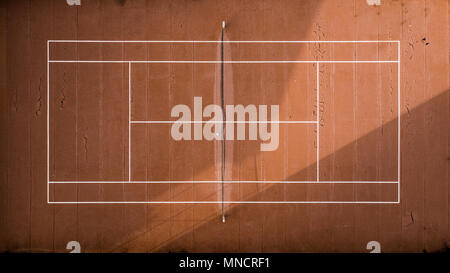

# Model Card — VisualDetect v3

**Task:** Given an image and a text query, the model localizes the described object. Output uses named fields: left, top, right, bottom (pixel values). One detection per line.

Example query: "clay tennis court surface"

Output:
left=0, top=0, right=448, bottom=252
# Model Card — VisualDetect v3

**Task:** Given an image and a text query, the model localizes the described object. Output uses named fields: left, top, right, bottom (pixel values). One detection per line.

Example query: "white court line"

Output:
left=49, top=181, right=399, bottom=184
left=48, top=40, right=400, bottom=43
left=130, top=120, right=318, bottom=124
left=48, top=60, right=399, bottom=64
left=397, top=41, right=401, bottom=203
left=47, top=40, right=401, bottom=204
left=316, top=63, right=320, bottom=183
left=128, top=63, right=131, bottom=182
left=47, top=41, right=49, bottom=203
left=48, top=201, right=399, bottom=204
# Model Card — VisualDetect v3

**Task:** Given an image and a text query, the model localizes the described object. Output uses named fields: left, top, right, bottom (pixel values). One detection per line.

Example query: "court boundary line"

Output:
left=48, top=40, right=399, bottom=43
left=49, top=181, right=399, bottom=184
left=47, top=201, right=399, bottom=204
left=49, top=60, right=398, bottom=64
left=47, top=40, right=401, bottom=204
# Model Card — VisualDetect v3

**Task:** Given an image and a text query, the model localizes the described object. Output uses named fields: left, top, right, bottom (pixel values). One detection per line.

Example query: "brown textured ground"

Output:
left=0, top=0, right=448, bottom=253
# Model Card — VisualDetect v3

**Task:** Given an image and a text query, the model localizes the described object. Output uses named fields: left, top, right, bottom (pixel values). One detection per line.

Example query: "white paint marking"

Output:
left=128, top=62, right=131, bottom=182
left=48, top=40, right=398, bottom=43
left=49, top=181, right=399, bottom=184
left=398, top=41, right=401, bottom=203
left=49, top=201, right=399, bottom=204
left=316, top=63, right=320, bottom=183
left=48, top=60, right=399, bottom=64
left=47, top=40, right=401, bottom=205
left=47, top=41, right=49, bottom=203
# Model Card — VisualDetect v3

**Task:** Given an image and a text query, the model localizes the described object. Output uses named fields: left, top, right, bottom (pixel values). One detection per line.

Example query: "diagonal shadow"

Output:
left=108, top=89, right=448, bottom=253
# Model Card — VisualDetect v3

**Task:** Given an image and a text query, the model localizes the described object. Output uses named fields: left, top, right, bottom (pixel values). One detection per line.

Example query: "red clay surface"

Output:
left=0, top=0, right=448, bottom=253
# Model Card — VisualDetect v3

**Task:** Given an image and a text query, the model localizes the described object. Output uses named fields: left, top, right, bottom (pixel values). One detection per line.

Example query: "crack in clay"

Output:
left=35, top=77, right=43, bottom=117
left=82, top=135, right=88, bottom=161
left=59, top=72, right=67, bottom=109
left=35, top=95, right=42, bottom=117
